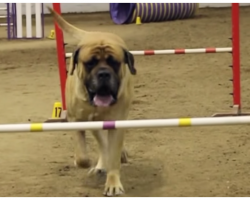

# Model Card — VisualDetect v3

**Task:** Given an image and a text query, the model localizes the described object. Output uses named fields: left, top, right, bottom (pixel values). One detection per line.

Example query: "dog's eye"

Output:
left=84, top=57, right=99, bottom=71
left=106, top=56, right=120, bottom=72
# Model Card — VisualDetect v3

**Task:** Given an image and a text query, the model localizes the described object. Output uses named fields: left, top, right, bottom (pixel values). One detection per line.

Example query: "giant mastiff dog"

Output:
left=48, top=7, right=136, bottom=196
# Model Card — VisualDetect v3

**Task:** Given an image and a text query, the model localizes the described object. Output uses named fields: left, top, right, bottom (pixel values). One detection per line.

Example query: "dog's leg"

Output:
left=88, top=130, right=108, bottom=176
left=74, top=130, right=91, bottom=168
left=121, top=146, right=128, bottom=164
left=104, top=129, right=125, bottom=196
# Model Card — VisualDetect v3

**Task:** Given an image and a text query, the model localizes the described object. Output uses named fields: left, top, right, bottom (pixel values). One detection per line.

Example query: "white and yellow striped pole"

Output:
left=0, top=116, right=250, bottom=133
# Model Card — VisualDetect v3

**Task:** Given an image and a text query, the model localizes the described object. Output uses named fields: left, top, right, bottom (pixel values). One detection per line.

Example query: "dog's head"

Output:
left=47, top=6, right=136, bottom=107
left=72, top=41, right=136, bottom=107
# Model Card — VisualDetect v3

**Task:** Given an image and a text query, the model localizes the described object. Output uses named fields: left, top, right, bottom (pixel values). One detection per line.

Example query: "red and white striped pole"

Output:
left=122, top=47, right=231, bottom=55
left=65, top=47, right=232, bottom=58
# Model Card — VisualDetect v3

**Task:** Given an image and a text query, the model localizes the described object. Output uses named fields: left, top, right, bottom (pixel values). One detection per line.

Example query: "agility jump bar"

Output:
left=65, top=47, right=232, bottom=58
left=0, top=116, right=250, bottom=133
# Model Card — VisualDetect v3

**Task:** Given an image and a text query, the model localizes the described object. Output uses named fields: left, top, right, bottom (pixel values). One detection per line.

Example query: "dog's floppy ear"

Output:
left=70, top=48, right=80, bottom=75
left=123, top=49, right=136, bottom=75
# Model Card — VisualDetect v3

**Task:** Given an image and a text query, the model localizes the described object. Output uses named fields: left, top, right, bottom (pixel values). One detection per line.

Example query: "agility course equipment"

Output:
left=3, top=116, right=250, bottom=133
left=65, top=47, right=232, bottom=58
left=0, top=3, right=14, bottom=39
left=109, top=3, right=199, bottom=25
left=0, top=3, right=44, bottom=39
left=47, top=3, right=249, bottom=123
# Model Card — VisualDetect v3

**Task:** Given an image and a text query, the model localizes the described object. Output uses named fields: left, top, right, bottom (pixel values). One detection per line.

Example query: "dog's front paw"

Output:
left=74, top=157, right=91, bottom=168
left=103, top=173, right=124, bottom=196
left=88, top=167, right=106, bottom=177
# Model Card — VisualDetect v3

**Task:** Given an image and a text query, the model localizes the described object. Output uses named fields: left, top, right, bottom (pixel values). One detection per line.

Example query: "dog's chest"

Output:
left=74, top=106, right=113, bottom=122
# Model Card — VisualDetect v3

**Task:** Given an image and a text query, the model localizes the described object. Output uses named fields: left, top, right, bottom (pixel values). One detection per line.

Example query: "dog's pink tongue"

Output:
left=93, top=95, right=114, bottom=107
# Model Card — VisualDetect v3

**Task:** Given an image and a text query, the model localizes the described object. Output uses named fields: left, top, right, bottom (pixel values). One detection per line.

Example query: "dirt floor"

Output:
left=1, top=6, right=250, bottom=197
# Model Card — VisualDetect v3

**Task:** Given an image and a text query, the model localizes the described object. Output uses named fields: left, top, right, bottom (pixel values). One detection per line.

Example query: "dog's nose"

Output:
left=97, top=69, right=111, bottom=81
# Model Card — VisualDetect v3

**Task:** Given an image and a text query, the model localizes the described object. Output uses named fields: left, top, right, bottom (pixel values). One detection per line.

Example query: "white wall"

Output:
left=0, top=3, right=250, bottom=15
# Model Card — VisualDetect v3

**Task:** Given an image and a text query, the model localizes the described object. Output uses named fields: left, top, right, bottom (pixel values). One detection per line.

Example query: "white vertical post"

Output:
left=16, top=3, right=22, bottom=38
left=35, top=3, right=42, bottom=38
left=26, top=3, right=32, bottom=38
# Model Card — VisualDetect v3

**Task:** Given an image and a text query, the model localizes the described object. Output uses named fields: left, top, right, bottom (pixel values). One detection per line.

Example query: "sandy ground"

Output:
left=1, top=6, right=250, bottom=197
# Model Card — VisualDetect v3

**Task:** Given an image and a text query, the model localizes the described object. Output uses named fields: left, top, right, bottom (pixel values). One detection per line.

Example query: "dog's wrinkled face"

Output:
left=71, top=42, right=136, bottom=107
